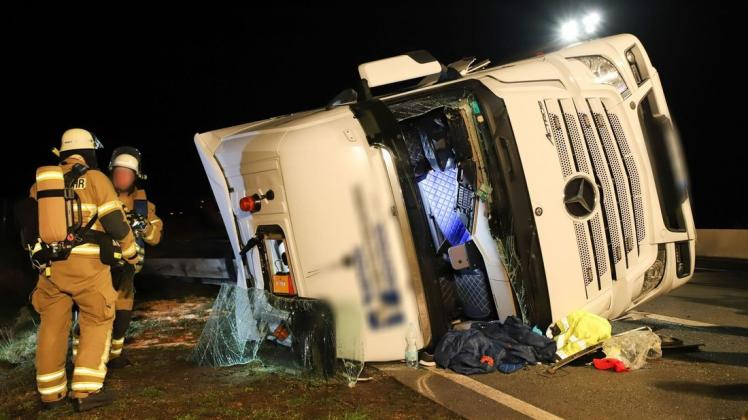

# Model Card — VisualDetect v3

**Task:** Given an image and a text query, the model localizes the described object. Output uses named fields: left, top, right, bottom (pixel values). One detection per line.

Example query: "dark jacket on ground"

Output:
left=471, top=316, right=556, bottom=364
left=435, top=329, right=505, bottom=375
left=435, top=316, right=557, bottom=375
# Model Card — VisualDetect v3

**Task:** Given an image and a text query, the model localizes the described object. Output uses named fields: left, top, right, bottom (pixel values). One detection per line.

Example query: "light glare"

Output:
left=561, top=20, right=580, bottom=42
left=582, top=12, right=601, bottom=34
left=559, top=11, right=603, bottom=43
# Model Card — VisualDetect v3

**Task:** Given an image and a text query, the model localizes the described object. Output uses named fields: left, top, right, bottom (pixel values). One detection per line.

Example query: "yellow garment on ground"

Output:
left=550, top=310, right=612, bottom=360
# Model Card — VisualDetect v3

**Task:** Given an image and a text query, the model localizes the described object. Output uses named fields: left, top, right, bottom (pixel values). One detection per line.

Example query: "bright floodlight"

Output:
left=582, top=12, right=601, bottom=34
left=560, top=20, right=580, bottom=42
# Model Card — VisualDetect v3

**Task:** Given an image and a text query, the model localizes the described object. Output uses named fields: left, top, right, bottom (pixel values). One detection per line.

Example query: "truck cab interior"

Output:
left=389, top=88, right=498, bottom=324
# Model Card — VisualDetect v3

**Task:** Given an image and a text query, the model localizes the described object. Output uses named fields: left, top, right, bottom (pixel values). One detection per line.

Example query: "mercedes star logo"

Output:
left=564, top=176, right=598, bottom=218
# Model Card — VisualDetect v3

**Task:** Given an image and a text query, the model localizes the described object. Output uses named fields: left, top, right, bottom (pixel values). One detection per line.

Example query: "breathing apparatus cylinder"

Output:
left=36, top=166, right=69, bottom=243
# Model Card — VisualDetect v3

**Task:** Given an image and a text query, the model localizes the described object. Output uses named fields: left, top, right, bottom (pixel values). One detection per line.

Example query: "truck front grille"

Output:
left=544, top=98, right=647, bottom=297
left=564, top=110, right=609, bottom=280
left=607, top=113, right=646, bottom=244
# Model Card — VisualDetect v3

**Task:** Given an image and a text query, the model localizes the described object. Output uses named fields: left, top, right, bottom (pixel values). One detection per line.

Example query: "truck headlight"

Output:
left=572, top=55, right=630, bottom=98
left=640, top=244, right=666, bottom=297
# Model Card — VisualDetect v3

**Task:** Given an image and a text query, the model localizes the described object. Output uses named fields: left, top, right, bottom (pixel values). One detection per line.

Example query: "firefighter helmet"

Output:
left=109, top=146, right=147, bottom=180
left=60, top=128, right=103, bottom=152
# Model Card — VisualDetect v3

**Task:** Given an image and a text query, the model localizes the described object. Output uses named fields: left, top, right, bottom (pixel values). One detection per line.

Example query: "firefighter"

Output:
left=28, top=128, right=138, bottom=412
left=107, top=147, right=163, bottom=367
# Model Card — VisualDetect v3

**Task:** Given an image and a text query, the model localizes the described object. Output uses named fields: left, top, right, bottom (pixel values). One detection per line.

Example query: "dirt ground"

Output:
left=0, top=283, right=458, bottom=419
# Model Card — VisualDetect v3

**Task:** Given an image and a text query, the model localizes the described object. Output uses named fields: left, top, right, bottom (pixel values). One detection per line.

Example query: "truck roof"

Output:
left=198, top=34, right=645, bottom=141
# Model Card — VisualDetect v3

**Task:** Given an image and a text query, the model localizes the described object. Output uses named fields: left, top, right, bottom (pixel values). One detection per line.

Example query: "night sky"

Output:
left=4, top=1, right=746, bottom=228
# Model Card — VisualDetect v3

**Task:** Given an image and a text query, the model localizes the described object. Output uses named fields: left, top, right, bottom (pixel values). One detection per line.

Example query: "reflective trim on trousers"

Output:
left=36, top=369, right=65, bottom=383
left=38, top=382, right=68, bottom=396
left=74, top=367, right=107, bottom=379
left=71, top=382, right=103, bottom=392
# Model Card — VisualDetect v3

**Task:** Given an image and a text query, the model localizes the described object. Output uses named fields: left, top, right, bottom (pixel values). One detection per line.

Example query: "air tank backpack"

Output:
left=32, top=163, right=124, bottom=269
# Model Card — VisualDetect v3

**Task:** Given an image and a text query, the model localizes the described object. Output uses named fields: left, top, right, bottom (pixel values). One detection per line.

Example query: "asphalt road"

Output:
left=381, top=269, right=748, bottom=419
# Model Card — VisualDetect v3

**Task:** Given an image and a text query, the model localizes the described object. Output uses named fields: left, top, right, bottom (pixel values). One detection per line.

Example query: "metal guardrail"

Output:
left=696, top=229, right=748, bottom=260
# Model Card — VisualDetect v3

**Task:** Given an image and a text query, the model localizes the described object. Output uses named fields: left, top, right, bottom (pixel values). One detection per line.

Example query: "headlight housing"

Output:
left=639, top=244, right=666, bottom=299
left=572, top=55, right=630, bottom=98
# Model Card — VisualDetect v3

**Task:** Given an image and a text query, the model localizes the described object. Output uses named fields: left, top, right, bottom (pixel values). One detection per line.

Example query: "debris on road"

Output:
left=191, top=284, right=337, bottom=378
left=658, top=335, right=705, bottom=354
left=545, top=326, right=649, bottom=374
left=592, top=357, right=629, bottom=372
left=600, top=330, right=662, bottom=370
left=546, top=310, right=612, bottom=360
left=434, top=316, right=555, bottom=375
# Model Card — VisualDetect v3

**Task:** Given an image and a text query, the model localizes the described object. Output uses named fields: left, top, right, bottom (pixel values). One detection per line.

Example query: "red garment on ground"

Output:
left=593, top=358, right=628, bottom=372
left=480, top=355, right=495, bottom=367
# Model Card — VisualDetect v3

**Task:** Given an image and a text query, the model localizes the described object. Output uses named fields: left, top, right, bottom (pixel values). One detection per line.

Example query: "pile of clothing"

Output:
left=545, top=310, right=612, bottom=360
left=434, top=316, right=556, bottom=375
left=434, top=310, right=624, bottom=375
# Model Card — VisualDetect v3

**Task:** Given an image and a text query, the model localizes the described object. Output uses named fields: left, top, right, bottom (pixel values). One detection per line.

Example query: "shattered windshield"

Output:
left=192, top=284, right=338, bottom=377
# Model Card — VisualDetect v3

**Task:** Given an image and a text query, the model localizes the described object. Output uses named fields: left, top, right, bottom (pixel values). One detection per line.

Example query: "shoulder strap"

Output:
left=74, top=212, right=99, bottom=244
left=133, top=188, right=147, bottom=200
left=133, top=188, right=148, bottom=217
left=63, top=163, right=89, bottom=189
left=134, top=199, right=148, bottom=217
left=65, top=163, right=95, bottom=243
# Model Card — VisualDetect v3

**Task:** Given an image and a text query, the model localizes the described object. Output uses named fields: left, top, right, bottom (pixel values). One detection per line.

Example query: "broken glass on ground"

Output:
left=191, top=284, right=340, bottom=379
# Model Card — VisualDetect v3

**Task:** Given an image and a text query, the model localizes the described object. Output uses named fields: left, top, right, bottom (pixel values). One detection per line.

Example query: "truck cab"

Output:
left=195, top=34, right=695, bottom=363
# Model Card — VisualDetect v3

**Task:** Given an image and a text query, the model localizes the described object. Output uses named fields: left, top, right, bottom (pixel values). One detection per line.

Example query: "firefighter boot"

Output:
left=73, top=389, right=115, bottom=412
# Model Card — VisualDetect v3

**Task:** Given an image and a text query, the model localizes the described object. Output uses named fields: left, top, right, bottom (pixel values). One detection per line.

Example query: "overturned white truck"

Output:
left=194, top=34, right=695, bottom=366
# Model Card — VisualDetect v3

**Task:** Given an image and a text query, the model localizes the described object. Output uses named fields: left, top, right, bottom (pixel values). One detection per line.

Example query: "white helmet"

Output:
left=109, top=146, right=146, bottom=179
left=60, top=128, right=103, bottom=152
left=111, top=153, right=139, bottom=173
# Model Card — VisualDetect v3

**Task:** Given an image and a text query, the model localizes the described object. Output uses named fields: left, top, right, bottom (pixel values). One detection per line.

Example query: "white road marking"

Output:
left=425, top=367, right=563, bottom=420
left=617, top=310, right=717, bottom=327
left=379, top=364, right=563, bottom=420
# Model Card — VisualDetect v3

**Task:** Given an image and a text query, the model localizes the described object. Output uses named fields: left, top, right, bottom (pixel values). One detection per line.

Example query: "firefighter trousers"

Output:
left=71, top=263, right=135, bottom=361
left=110, top=264, right=136, bottom=359
left=32, top=256, right=117, bottom=402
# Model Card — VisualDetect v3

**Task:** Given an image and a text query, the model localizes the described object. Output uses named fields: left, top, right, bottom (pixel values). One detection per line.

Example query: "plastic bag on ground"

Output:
left=602, top=330, right=662, bottom=370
